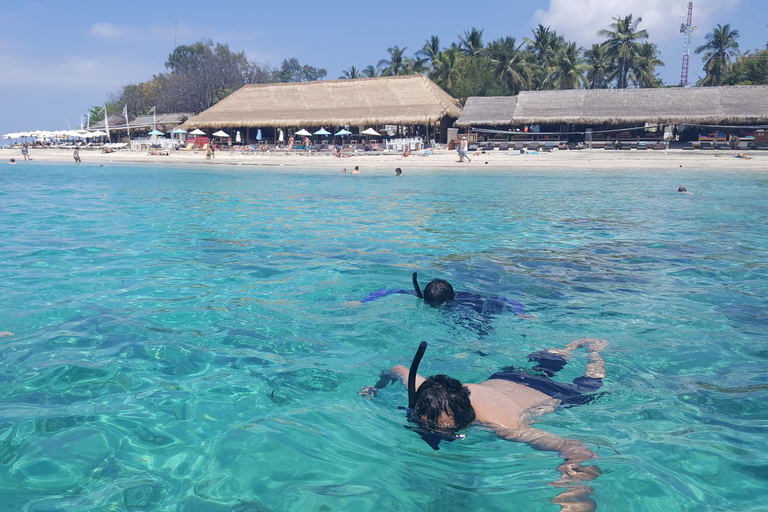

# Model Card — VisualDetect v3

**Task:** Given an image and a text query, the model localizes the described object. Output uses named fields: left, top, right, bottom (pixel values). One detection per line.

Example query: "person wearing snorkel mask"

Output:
left=360, top=337, right=608, bottom=512
left=348, top=273, right=534, bottom=335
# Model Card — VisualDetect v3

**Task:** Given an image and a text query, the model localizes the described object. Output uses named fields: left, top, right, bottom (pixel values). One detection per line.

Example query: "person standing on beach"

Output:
left=459, top=137, right=471, bottom=163
left=73, top=148, right=81, bottom=163
left=21, top=144, right=31, bottom=161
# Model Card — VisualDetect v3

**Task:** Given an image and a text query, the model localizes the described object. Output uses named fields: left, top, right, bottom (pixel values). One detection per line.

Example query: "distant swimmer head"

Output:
left=423, top=279, right=455, bottom=305
left=395, top=167, right=402, bottom=175
left=413, top=374, right=475, bottom=431
left=678, top=185, right=687, bottom=192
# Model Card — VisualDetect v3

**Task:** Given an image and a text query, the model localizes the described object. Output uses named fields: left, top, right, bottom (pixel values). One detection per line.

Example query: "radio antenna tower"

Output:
left=680, top=1, right=696, bottom=86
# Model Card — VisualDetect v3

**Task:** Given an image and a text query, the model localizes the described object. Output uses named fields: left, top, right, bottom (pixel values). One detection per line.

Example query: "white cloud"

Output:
left=531, top=0, right=740, bottom=45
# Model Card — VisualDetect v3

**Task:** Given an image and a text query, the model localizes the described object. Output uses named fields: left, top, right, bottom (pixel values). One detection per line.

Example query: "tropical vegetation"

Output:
left=101, top=16, right=755, bottom=120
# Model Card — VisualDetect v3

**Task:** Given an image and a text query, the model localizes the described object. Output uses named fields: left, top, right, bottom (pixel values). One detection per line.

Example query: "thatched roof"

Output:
left=184, top=75, right=462, bottom=129
left=456, top=86, right=768, bottom=127
left=454, top=96, right=517, bottom=127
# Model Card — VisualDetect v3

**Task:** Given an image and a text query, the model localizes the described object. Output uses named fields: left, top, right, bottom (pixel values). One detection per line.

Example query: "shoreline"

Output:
left=2, top=146, right=765, bottom=171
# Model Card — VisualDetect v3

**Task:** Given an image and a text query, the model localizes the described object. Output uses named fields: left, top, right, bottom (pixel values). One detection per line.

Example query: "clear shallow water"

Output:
left=0, top=163, right=767, bottom=511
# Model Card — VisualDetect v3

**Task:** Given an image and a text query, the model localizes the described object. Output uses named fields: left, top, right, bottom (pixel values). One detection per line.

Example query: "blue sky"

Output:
left=1, top=0, right=765, bottom=142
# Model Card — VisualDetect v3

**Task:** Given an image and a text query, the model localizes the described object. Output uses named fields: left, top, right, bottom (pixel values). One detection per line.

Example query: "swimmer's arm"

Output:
left=358, top=365, right=425, bottom=399
left=500, top=427, right=600, bottom=512
left=502, top=427, right=600, bottom=482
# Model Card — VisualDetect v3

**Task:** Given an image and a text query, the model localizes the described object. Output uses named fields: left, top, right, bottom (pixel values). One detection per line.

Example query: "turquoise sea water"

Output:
left=1, top=163, right=767, bottom=511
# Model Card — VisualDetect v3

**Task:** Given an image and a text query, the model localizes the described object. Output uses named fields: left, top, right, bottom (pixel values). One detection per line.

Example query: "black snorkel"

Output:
left=404, top=341, right=465, bottom=451
left=412, top=272, right=423, bottom=299
left=408, top=341, right=427, bottom=408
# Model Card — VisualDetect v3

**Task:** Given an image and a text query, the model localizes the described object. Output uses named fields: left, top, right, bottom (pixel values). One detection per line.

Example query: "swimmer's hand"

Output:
left=358, top=386, right=378, bottom=399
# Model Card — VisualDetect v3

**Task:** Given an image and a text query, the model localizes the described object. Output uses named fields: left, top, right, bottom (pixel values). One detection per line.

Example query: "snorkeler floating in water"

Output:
left=352, top=272, right=532, bottom=334
left=360, top=338, right=608, bottom=512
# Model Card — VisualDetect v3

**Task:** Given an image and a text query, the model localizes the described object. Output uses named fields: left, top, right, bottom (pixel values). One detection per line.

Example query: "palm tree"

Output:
left=695, top=24, right=740, bottom=86
left=488, top=37, right=531, bottom=94
left=339, top=66, right=361, bottom=79
left=401, top=56, right=429, bottom=75
left=584, top=44, right=611, bottom=89
left=524, top=24, right=565, bottom=89
left=458, top=27, right=484, bottom=57
left=418, top=35, right=442, bottom=66
left=378, top=46, right=408, bottom=76
left=525, top=24, right=563, bottom=64
left=429, top=47, right=463, bottom=92
left=598, top=14, right=649, bottom=88
left=631, top=42, right=664, bottom=87
left=361, top=65, right=378, bottom=78
left=546, top=41, right=588, bottom=89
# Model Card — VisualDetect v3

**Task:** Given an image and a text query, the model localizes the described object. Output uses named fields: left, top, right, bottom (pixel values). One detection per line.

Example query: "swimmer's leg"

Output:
left=527, top=338, right=607, bottom=379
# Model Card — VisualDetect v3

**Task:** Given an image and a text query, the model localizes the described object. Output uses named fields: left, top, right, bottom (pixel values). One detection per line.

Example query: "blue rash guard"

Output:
left=359, top=289, right=526, bottom=336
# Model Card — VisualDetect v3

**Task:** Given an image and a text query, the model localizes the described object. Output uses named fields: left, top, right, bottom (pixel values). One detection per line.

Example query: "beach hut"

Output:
left=180, top=75, right=462, bottom=144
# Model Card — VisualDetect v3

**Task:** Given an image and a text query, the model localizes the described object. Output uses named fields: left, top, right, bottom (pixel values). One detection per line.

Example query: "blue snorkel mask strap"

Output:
left=404, top=341, right=465, bottom=451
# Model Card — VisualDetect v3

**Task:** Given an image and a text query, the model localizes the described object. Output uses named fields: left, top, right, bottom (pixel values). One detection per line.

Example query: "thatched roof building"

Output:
left=456, top=96, right=517, bottom=127
left=456, top=86, right=768, bottom=127
left=184, top=75, right=462, bottom=129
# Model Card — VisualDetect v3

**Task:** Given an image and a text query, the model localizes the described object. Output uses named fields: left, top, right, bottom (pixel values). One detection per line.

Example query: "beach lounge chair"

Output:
left=619, top=141, right=632, bottom=150
left=542, top=141, right=554, bottom=152
left=499, top=142, right=509, bottom=151
left=637, top=142, right=648, bottom=150
left=604, top=141, right=615, bottom=150
left=513, top=142, right=524, bottom=151
left=429, top=139, right=442, bottom=150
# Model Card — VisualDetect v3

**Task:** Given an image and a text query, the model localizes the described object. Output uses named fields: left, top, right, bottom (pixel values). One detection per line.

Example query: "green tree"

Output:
left=429, top=47, right=463, bottom=93
left=547, top=41, right=588, bottom=89
left=695, top=24, right=740, bottom=86
left=488, top=37, right=531, bottom=94
left=418, top=35, right=442, bottom=65
left=340, top=66, right=361, bottom=79
left=275, top=58, right=327, bottom=82
left=378, top=46, right=408, bottom=76
left=631, top=42, right=664, bottom=87
left=524, top=24, right=565, bottom=90
left=584, top=44, right=611, bottom=89
left=598, top=14, right=649, bottom=88
left=721, top=48, right=768, bottom=85
left=458, top=27, right=485, bottom=57
left=361, top=65, right=378, bottom=78
left=401, top=56, right=429, bottom=75
left=164, top=39, right=268, bottom=112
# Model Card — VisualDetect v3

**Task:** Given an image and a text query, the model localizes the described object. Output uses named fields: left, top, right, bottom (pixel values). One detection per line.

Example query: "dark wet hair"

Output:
left=423, top=279, right=455, bottom=305
left=413, top=375, right=475, bottom=430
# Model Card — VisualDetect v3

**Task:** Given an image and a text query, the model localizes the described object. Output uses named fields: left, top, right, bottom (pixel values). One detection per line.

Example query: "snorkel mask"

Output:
left=404, top=341, right=466, bottom=451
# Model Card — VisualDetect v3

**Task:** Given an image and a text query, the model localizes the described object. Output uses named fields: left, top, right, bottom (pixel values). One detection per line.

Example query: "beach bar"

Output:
left=179, top=75, right=462, bottom=148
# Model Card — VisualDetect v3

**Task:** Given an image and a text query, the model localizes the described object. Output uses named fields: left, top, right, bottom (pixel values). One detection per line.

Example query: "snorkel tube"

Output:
left=408, top=341, right=427, bottom=408
left=412, top=272, right=423, bottom=299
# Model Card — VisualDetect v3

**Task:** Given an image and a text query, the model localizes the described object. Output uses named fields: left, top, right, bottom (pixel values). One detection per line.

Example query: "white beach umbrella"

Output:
left=294, top=129, right=311, bottom=137
left=236, top=131, right=241, bottom=143
left=212, top=130, right=230, bottom=138
left=361, top=128, right=380, bottom=136
left=90, top=130, right=108, bottom=137
left=189, top=129, right=206, bottom=136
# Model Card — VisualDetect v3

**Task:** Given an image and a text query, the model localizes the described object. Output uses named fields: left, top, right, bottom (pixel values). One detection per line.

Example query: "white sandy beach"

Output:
left=3, top=146, right=765, bottom=171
